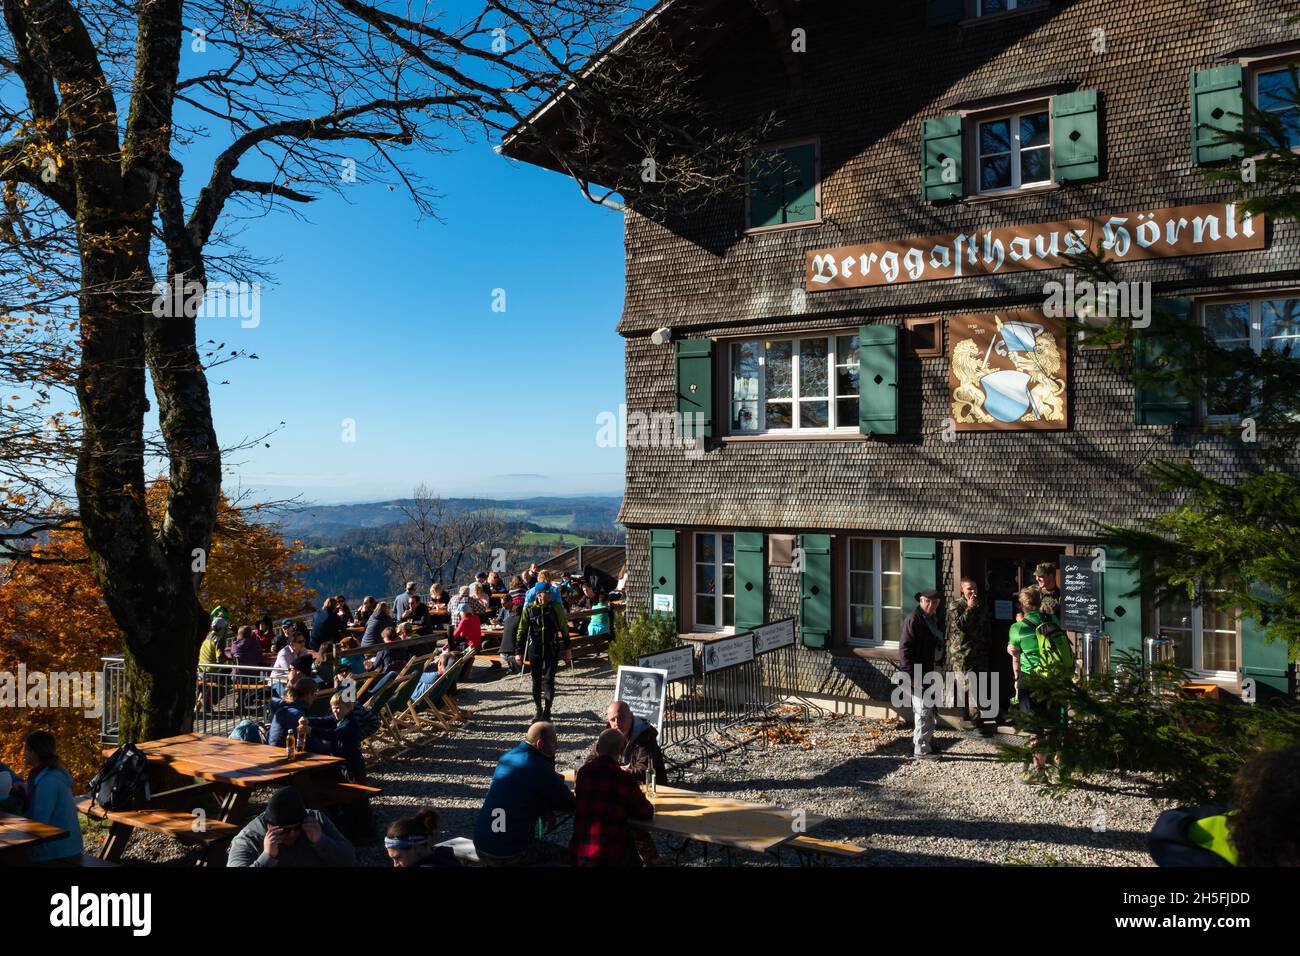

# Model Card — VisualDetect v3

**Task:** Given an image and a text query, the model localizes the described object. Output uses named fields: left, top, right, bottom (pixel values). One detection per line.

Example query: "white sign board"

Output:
left=752, top=619, right=796, bottom=654
left=652, top=593, right=675, bottom=614
left=701, top=633, right=755, bottom=673
left=638, top=645, right=695, bottom=682
left=615, top=666, right=669, bottom=732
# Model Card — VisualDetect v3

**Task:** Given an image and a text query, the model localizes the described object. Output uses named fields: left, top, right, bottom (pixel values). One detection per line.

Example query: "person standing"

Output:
left=1033, top=562, right=1061, bottom=619
left=393, top=581, right=417, bottom=622
left=517, top=587, right=571, bottom=721
left=1007, top=586, right=1067, bottom=783
left=947, top=576, right=993, bottom=734
left=899, top=587, right=945, bottom=760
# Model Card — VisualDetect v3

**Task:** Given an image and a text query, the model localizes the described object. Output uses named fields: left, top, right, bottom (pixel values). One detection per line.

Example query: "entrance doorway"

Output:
left=958, top=541, right=1064, bottom=720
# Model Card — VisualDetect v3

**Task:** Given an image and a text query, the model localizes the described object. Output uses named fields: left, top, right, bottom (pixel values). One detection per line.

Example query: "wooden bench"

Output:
left=782, top=835, right=868, bottom=865
left=308, top=780, right=382, bottom=806
left=76, top=795, right=241, bottom=864
left=49, top=853, right=122, bottom=868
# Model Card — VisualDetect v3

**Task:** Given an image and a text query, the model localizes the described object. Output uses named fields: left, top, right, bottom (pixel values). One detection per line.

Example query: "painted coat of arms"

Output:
left=948, top=310, right=1067, bottom=431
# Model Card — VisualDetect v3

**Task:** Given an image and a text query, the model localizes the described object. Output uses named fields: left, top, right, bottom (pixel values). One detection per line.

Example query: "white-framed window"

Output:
left=694, top=532, right=734, bottom=631
left=1157, top=585, right=1239, bottom=680
left=975, top=0, right=1046, bottom=15
left=976, top=108, right=1051, bottom=193
left=847, top=538, right=903, bottom=647
left=728, top=333, right=859, bottom=434
left=1254, top=64, right=1300, bottom=151
left=1200, top=295, right=1300, bottom=419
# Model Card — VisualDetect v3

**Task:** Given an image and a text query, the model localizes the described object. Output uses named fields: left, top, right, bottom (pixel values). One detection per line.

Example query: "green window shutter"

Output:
left=1241, top=589, right=1290, bottom=694
left=1099, top=554, right=1142, bottom=663
left=734, top=532, right=766, bottom=633
left=648, top=529, right=677, bottom=621
left=901, top=537, right=937, bottom=607
left=1190, top=65, right=1245, bottom=165
left=1052, top=90, right=1101, bottom=183
left=1134, top=298, right=1195, bottom=426
left=798, top=533, right=831, bottom=648
left=783, top=143, right=818, bottom=224
left=926, top=0, right=965, bottom=25
left=675, top=338, right=713, bottom=439
left=921, top=115, right=964, bottom=201
left=858, top=324, right=899, bottom=435
left=747, top=150, right=785, bottom=229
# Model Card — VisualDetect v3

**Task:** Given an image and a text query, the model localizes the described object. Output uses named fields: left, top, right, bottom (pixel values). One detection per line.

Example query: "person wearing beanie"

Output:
left=227, top=786, right=356, bottom=867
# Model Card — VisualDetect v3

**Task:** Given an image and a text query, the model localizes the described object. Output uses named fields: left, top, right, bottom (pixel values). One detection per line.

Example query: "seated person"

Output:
left=21, top=731, right=83, bottom=864
left=404, top=594, right=431, bottom=632
left=367, top=626, right=410, bottom=673
left=314, top=642, right=338, bottom=686
left=571, top=729, right=654, bottom=867
left=453, top=604, right=483, bottom=653
left=385, top=808, right=461, bottom=867
left=472, top=722, right=575, bottom=866
left=268, top=678, right=329, bottom=752
left=306, top=692, right=367, bottom=783
left=268, top=629, right=309, bottom=695
left=338, top=636, right=364, bottom=673
left=587, top=591, right=613, bottom=639
left=585, top=700, right=669, bottom=784
left=0, top=757, right=27, bottom=813
left=227, top=786, right=356, bottom=867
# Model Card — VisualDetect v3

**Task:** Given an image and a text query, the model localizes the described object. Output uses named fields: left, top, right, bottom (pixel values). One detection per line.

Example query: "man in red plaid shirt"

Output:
left=570, top=729, right=654, bottom=866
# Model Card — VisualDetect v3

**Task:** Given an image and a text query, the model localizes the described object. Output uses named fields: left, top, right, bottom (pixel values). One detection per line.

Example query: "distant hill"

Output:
left=272, top=495, right=623, bottom=542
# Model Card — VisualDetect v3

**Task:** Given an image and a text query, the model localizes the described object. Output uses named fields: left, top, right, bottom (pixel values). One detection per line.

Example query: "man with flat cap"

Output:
left=1034, top=561, right=1061, bottom=619
left=899, top=587, right=946, bottom=759
left=227, top=786, right=356, bottom=867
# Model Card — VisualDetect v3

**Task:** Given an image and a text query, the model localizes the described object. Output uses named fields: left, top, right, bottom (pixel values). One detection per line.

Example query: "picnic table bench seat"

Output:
left=76, top=795, right=241, bottom=864
left=307, top=780, right=382, bottom=805
left=782, top=835, right=868, bottom=864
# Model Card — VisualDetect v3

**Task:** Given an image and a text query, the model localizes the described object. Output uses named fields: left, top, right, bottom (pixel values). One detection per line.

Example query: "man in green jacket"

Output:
left=947, top=576, right=992, bottom=733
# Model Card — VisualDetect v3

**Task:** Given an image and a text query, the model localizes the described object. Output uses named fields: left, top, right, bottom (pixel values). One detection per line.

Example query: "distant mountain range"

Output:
left=272, top=495, right=624, bottom=542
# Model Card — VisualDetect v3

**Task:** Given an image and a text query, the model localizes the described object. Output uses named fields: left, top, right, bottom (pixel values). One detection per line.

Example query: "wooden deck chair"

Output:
left=422, top=649, right=476, bottom=725
left=402, top=668, right=453, bottom=735
left=376, top=670, right=424, bottom=747
left=354, top=669, right=393, bottom=706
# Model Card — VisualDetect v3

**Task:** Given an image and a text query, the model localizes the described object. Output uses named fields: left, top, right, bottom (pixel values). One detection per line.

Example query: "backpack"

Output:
left=229, top=719, right=265, bottom=744
left=1034, top=618, right=1075, bottom=675
left=87, top=744, right=151, bottom=812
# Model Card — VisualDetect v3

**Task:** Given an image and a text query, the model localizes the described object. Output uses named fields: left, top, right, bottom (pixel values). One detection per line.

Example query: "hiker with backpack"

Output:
left=1006, top=586, right=1073, bottom=784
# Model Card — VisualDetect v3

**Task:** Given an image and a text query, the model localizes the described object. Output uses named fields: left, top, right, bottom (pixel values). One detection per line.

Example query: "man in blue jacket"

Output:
left=473, top=722, right=576, bottom=865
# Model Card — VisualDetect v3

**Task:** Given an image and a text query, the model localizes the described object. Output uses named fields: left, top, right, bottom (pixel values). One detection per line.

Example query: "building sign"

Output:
left=949, top=310, right=1067, bottom=431
left=805, top=203, right=1264, bottom=291
left=752, top=618, right=796, bottom=654
left=701, top=633, right=755, bottom=673
left=615, top=666, right=668, bottom=732
left=638, top=645, right=696, bottom=682
left=652, top=593, right=674, bottom=614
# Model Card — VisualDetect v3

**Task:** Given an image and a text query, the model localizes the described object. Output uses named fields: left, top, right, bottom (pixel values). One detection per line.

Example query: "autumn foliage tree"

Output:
left=0, top=486, right=315, bottom=786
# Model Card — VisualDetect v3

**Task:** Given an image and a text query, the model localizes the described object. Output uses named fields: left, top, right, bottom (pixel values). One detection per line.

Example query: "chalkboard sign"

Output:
left=1060, top=554, right=1102, bottom=634
left=615, top=666, right=668, bottom=732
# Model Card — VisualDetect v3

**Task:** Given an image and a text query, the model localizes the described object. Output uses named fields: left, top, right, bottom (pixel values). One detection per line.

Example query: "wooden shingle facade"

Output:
left=509, top=0, right=1300, bottom=706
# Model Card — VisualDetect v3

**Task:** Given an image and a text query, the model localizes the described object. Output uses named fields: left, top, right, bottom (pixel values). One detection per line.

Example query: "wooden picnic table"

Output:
left=0, top=811, right=69, bottom=862
left=87, top=733, right=350, bottom=864
left=561, top=770, right=826, bottom=856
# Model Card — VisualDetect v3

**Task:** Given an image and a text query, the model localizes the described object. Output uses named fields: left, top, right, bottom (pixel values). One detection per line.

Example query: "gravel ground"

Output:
left=99, top=656, right=1168, bottom=867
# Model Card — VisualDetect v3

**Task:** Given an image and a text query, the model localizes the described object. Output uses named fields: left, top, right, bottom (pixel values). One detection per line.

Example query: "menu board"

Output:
left=1060, top=554, right=1102, bottom=634
left=615, top=666, right=668, bottom=732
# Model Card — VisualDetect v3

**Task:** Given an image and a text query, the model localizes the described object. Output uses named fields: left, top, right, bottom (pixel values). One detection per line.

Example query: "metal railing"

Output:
left=100, top=656, right=278, bottom=744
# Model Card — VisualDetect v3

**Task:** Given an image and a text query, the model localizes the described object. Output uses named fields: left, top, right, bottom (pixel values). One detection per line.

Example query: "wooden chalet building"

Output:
left=505, top=0, right=1299, bottom=709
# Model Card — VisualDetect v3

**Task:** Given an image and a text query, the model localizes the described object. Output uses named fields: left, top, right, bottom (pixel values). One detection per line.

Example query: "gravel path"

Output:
left=101, top=656, right=1168, bottom=866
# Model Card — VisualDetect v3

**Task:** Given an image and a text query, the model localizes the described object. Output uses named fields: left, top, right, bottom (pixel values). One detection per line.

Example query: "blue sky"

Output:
left=197, top=121, right=627, bottom=506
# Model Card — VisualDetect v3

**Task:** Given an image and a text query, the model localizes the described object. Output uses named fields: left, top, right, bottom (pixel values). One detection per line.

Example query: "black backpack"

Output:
left=87, top=744, right=151, bottom=812
left=352, top=705, right=381, bottom=741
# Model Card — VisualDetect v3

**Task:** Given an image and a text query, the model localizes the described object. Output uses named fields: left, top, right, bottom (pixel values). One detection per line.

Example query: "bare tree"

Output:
left=394, top=484, right=507, bottom=589
left=0, top=0, right=765, bottom=739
